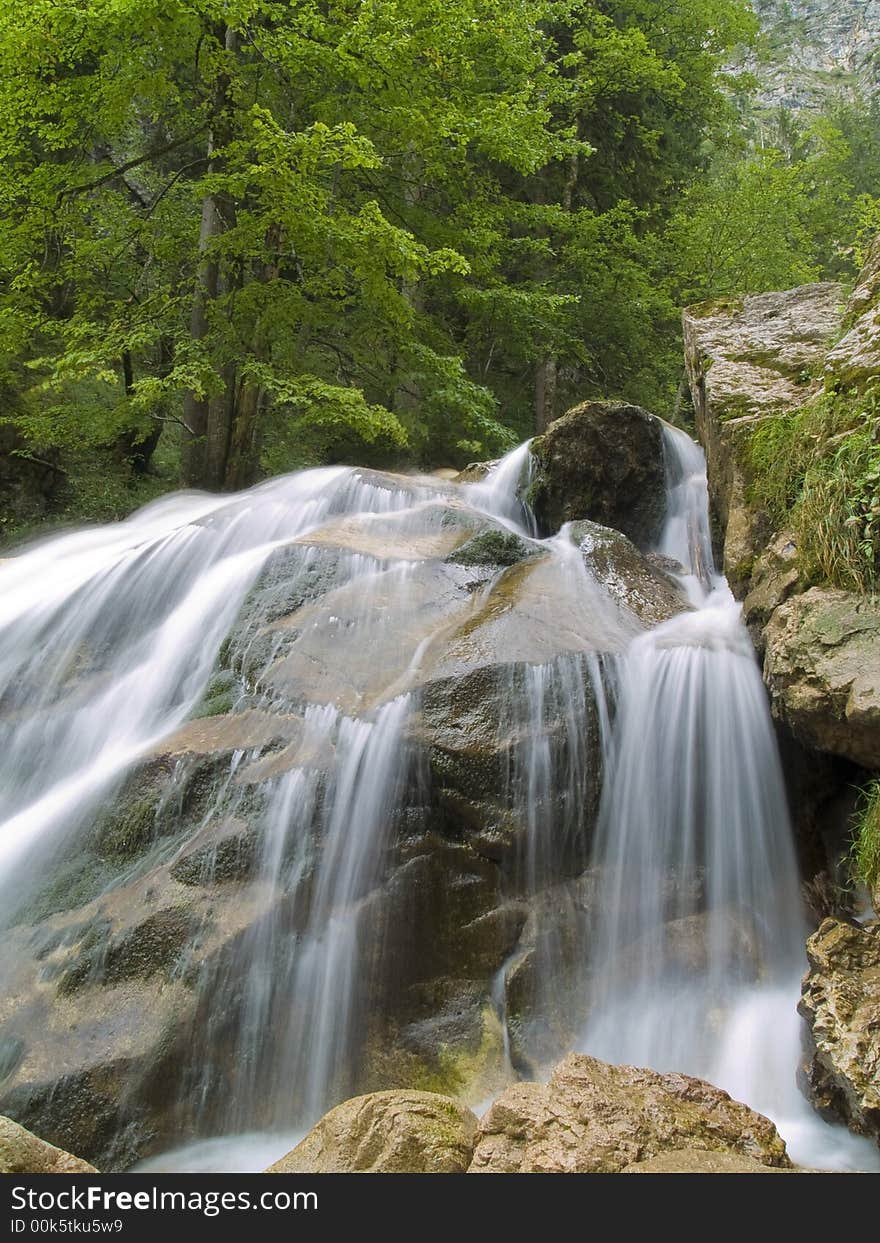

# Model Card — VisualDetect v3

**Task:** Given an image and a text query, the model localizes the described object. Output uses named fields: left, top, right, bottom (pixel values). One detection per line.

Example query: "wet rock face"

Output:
left=763, top=588, right=880, bottom=770
left=799, top=917, right=880, bottom=1142
left=468, top=1053, right=791, bottom=1173
left=266, top=1091, right=478, bottom=1174
left=529, top=401, right=666, bottom=548
left=0, top=440, right=693, bottom=1167
left=0, top=1115, right=97, bottom=1174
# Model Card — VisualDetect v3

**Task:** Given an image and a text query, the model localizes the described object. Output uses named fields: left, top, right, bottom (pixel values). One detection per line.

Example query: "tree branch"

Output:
left=57, top=128, right=210, bottom=202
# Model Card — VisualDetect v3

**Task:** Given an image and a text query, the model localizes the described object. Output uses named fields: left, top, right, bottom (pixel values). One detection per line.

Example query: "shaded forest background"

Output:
left=1, top=0, right=878, bottom=538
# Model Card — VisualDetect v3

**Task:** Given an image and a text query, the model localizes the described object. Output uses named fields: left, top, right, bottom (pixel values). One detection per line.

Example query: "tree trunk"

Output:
left=180, top=25, right=237, bottom=490
left=116, top=350, right=161, bottom=475
left=534, top=356, right=557, bottom=434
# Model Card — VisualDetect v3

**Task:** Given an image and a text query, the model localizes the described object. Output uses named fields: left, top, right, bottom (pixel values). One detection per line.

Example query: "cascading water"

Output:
left=580, top=425, right=879, bottom=1171
left=0, top=427, right=876, bottom=1173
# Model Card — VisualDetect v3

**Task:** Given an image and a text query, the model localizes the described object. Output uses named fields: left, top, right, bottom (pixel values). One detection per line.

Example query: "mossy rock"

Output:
left=170, top=829, right=256, bottom=886
left=58, top=907, right=198, bottom=995
left=266, top=1089, right=478, bottom=1173
left=91, top=794, right=161, bottom=860
left=190, top=671, right=239, bottom=720
left=446, top=528, right=538, bottom=569
left=529, top=400, right=666, bottom=547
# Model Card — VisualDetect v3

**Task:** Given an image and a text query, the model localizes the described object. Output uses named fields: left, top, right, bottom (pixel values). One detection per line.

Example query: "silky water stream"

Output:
left=0, top=431, right=875, bottom=1172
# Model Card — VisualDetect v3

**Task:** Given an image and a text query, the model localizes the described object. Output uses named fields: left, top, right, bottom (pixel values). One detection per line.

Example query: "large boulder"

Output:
left=683, top=282, right=843, bottom=593
left=762, top=588, right=880, bottom=770
left=799, top=917, right=880, bottom=1143
left=529, top=401, right=666, bottom=547
left=266, top=1091, right=478, bottom=1173
left=0, top=1115, right=97, bottom=1174
left=468, top=1053, right=790, bottom=1173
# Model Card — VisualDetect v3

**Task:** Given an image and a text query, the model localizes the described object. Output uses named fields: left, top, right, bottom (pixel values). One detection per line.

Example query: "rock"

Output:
left=799, top=917, right=880, bottom=1142
left=529, top=401, right=666, bottom=547
left=468, top=1053, right=791, bottom=1173
left=622, top=1148, right=792, bottom=1173
left=0, top=1115, right=97, bottom=1174
left=763, top=587, right=880, bottom=769
left=826, top=312, right=880, bottom=389
left=743, top=530, right=803, bottom=645
left=266, top=1090, right=478, bottom=1173
left=732, top=0, right=880, bottom=115
left=826, top=235, right=880, bottom=388
left=683, top=282, right=843, bottom=593
left=568, top=521, right=689, bottom=628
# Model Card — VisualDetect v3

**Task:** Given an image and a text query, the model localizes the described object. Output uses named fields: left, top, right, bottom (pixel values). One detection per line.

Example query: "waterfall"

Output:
left=1, top=432, right=876, bottom=1174
left=580, top=424, right=879, bottom=1171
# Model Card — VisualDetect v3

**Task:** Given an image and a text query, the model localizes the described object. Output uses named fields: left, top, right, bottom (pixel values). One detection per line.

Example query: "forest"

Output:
left=1, top=0, right=878, bottom=531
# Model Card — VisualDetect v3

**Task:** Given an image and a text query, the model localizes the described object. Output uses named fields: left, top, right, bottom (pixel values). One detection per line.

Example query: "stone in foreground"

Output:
left=266, top=1091, right=478, bottom=1173
left=622, top=1148, right=792, bottom=1173
left=799, top=917, right=880, bottom=1143
left=0, top=1115, right=97, bottom=1174
left=468, top=1053, right=790, bottom=1173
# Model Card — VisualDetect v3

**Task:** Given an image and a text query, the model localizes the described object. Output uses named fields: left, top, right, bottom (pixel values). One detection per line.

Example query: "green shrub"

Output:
left=850, top=778, right=880, bottom=891
left=748, top=384, right=880, bottom=592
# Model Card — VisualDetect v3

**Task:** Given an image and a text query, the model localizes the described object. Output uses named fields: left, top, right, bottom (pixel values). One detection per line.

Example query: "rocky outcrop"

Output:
left=266, top=1091, right=478, bottom=1173
left=826, top=234, right=880, bottom=387
left=732, top=1, right=880, bottom=113
left=799, top=917, right=880, bottom=1142
left=0, top=1115, right=97, bottom=1174
left=763, top=589, right=880, bottom=769
left=684, top=249, right=880, bottom=911
left=683, top=282, right=843, bottom=593
left=529, top=401, right=666, bottom=547
left=468, top=1053, right=790, bottom=1173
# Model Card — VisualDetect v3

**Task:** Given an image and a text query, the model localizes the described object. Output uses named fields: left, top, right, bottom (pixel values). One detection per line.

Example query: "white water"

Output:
left=1, top=433, right=877, bottom=1172
left=580, top=425, right=880, bottom=1171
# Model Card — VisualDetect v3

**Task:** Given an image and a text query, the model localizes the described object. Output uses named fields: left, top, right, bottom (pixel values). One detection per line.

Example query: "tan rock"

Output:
left=683, top=282, right=843, bottom=593
left=799, top=917, right=880, bottom=1141
left=763, top=588, right=880, bottom=769
left=0, top=1115, right=97, bottom=1174
left=622, top=1148, right=792, bottom=1173
left=266, top=1090, right=478, bottom=1173
left=468, top=1053, right=790, bottom=1173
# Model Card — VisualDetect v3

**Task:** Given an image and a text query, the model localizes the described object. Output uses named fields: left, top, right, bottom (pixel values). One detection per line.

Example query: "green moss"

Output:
left=91, top=794, right=160, bottom=859
left=688, top=297, right=745, bottom=320
left=446, top=528, right=536, bottom=569
left=850, top=779, right=880, bottom=891
left=190, top=671, right=238, bottom=720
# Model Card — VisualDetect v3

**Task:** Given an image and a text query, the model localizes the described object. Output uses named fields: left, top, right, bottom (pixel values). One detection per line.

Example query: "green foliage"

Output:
left=850, top=778, right=880, bottom=892
left=748, top=385, right=880, bottom=593
left=666, top=150, right=819, bottom=303
left=0, top=0, right=760, bottom=500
